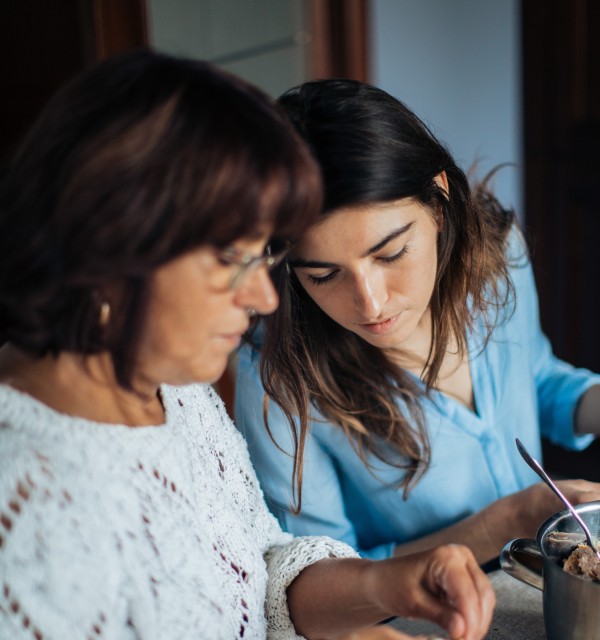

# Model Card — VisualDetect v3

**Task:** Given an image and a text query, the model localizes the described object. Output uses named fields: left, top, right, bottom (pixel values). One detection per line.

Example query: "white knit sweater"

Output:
left=0, top=382, right=357, bottom=640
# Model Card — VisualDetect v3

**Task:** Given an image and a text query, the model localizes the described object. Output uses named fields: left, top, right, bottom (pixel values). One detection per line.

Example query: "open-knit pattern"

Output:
left=0, top=383, right=357, bottom=639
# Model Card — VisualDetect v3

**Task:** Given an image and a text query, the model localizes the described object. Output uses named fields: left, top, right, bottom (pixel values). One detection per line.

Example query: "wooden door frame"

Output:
left=309, top=0, right=370, bottom=81
left=85, top=0, right=371, bottom=80
left=79, top=0, right=149, bottom=64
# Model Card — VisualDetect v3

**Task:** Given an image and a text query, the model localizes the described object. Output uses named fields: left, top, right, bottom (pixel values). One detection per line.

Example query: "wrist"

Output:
left=480, top=496, right=514, bottom=555
left=361, top=559, right=396, bottom=620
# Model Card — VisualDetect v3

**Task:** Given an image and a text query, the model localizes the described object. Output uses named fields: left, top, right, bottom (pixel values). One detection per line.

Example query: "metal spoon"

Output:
left=515, top=437, right=600, bottom=561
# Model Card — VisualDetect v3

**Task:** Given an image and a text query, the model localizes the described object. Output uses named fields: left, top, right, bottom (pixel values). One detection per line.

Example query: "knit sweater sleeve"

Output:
left=0, top=431, right=132, bottom=640
left=206, top=388, right=360, bottom=639
left=263, top=535, right=360, bottom=639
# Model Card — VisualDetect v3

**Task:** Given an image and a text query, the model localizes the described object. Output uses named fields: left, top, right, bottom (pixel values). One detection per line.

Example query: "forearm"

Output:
left=393, top=493, right=544, bottom=565
left=393, top=512, right=504, bottom=566
left=575, top=384, right=600, bottom=435
left=287, top=546, right=495, bottom=640
left=287, top=557, right=386, bottom=639
left=393, top=479, right=600, bottom=567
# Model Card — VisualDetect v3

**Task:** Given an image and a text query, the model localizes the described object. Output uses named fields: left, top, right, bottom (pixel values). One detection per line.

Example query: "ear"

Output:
left=433, top=171, right=448, bottom=231
left=433, top=171, right=449, bottom=198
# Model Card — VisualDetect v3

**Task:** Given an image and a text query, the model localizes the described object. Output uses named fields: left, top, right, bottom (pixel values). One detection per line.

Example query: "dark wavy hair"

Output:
left=258, top=79, right=515, bottom=510
left=0, top=49, right=321, bottom=388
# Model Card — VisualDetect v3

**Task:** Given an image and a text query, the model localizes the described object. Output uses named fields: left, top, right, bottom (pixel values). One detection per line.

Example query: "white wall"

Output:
left=148, top=0, right=310, bottom=98
left=371, top=0, right=522, bottom=217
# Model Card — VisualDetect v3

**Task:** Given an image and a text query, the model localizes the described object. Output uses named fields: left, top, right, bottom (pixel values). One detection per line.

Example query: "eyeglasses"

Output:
left=216, top=244, right=288, bottom=290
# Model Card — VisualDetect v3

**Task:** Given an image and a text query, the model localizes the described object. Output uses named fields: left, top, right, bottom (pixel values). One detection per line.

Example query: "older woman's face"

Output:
left=291, top=197, right=440, bottom=354
left=136, top=234, right=278, bottom=386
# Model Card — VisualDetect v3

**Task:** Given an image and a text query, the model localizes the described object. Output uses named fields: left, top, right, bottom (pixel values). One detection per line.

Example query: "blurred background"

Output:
left=1, top=0, right=599, bottom=477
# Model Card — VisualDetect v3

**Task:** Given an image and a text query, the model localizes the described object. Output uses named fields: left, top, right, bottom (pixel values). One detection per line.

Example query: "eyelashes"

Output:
left=305, top=244, right=411, bottom=286
left=379, top=245, right=410, bottom=264
left=307, top=271, right=337, bottom=286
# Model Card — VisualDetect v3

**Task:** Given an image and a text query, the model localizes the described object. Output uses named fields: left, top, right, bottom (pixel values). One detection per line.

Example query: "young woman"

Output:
left=0, top=53, right=495, bottom=640
left=235, top=78, right=600, bottom=565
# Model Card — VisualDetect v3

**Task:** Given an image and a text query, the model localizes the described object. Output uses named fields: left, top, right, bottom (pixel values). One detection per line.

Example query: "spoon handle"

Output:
left=515, top=438, right=599, bottom=557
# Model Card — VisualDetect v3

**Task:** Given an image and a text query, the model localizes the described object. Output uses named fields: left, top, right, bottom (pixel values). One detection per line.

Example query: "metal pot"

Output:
left=500, top=500, right=600, bottom=640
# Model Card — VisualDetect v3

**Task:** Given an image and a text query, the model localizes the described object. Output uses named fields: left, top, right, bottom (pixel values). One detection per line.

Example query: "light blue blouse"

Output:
left=235, top=231, right=599, bottom=560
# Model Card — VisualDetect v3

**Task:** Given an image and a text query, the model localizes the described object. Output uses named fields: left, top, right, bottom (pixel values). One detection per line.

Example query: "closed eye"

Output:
left=306, top=270, right=339, bottom=286
left=304, top=245, right=410, bottom=285
left=379, top=244, right=410, bottom=264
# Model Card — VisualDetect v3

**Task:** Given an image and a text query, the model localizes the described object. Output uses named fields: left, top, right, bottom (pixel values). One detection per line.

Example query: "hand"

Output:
left=488, top=479, right=600, bottom=544
left=365, top=544, right=495, bottom=640
left=391, top=478, right=600, bottom=566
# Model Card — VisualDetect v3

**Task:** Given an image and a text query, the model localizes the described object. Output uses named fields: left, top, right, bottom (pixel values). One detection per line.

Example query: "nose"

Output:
left=352, top=271, right=387, bottom=319
left=235, top=265, right=279, bottom=315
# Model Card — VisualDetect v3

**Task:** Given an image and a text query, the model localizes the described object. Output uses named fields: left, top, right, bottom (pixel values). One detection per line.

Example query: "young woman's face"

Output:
left=136, top=233, right=278, bottom=386
left=291, top=196, right=440, bottom=353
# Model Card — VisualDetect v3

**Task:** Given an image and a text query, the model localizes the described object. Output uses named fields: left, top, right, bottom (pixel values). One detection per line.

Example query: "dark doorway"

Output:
left=522, top=0, right=600, bottom=478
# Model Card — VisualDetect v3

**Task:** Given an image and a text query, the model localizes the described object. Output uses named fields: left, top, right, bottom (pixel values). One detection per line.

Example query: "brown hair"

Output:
left=257, top=80, right=515, bottom=510
left=0, top=49, right=321, bottom=387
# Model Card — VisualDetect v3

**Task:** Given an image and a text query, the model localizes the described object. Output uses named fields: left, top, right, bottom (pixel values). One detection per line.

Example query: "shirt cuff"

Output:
left=545, top=376, right=600, bottom=451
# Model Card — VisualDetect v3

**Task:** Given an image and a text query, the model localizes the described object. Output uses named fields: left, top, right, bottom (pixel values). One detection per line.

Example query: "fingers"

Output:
left=424, top=545, right=495, bottom=640
left=368, top=545, right=494, bottom=640
left=509, top=480, right=600, bottom=541
left=529, top=479, right=600, bottom=525
left=556, top=478, right=600, bottom=504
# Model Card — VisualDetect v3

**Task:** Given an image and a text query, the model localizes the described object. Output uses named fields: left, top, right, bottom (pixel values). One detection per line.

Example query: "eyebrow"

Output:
left=290, top=221, right=414, bottom=269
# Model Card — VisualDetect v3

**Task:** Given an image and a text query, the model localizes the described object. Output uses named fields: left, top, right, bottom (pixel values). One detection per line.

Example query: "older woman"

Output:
left=0, top=50, right=493, bottom=640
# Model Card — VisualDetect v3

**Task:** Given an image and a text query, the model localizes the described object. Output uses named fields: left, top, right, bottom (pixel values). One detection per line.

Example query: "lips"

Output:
left=222, top=322, right=249, bottom=338
left=360, top=313, right=401, bottom=335
left=219, top=334, right=243, bottom=349
left=219, top=324, right=248, bottom=345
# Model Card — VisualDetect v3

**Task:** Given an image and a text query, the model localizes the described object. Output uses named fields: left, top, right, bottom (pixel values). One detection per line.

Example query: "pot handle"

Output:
left=499, top=538, right=544, bottom=591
